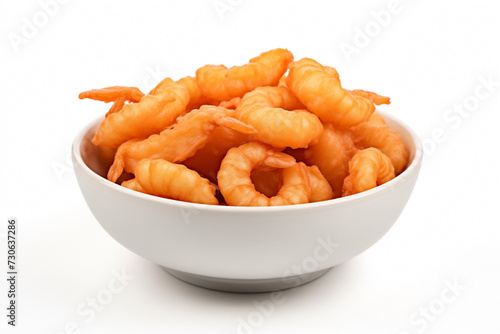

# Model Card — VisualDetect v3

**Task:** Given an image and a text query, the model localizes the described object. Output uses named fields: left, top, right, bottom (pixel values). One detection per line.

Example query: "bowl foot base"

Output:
left=162, top=267, right=331, bottom=293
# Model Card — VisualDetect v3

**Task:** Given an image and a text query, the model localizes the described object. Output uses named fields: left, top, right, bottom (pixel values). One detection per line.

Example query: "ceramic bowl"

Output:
left=72, top=110, right=422, bottom=293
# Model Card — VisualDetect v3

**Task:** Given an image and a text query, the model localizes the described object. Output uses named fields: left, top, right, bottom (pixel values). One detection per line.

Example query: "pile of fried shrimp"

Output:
left=79, top=48, right=409, bottom=206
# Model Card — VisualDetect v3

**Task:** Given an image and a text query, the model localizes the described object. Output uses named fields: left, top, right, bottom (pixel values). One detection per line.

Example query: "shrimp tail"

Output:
left=108, top=152, right=125, bottom=183
left=263, top=151, right=296, bottom=169
left=215, top=116, right=257, bottom=134
left=106, top=96, right=127, bottom=117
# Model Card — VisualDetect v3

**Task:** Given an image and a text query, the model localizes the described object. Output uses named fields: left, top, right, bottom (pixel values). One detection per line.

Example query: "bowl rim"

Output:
left=72, top=109, right=423, bottom=214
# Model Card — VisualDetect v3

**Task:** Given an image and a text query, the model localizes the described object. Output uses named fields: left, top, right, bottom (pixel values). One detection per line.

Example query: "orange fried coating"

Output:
left=92, top=78, right=189, bottom=149
left=107, top=106, right=257, bottom=182
left=302, top=123, right=358, bottom=198
left=350, top=122, right=409, bottom=175
left=196, top=48, right=293, bottom=101
left=134, top=159, right=218, bottom=205
left=235, top=86, right=323, bottom=149
left=217, top=142, right=310, bottom=206
left=287, top=58, right=375, bottom=128
left=342, top=148, right=395, bottom=196
left=81, top=48, right=407, bottom=206
left=79, top=86, right=145, bottom=117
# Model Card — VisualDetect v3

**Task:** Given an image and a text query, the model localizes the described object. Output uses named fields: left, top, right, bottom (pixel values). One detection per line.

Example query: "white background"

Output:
left=1, top=0, right=500, bottom=333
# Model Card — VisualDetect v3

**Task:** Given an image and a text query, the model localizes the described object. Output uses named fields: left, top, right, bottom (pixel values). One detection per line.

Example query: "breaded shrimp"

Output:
left=108, top=106, right=256, bottom=182
left=182, top=126, right=254, bottom=183
left=250, top=164, right=332, bottom=202
left=134, top=159, right=218, bottom=205
left=300, top=123, right=358, bottom=198
left=235, top=86, right=323, bottom=149
left=342, top=148, right=395, bottom=196
left=305, top=165, right=334, bottom=202
left=350, top=122, right=409, bottom=174
left=286, top=58, right=375, bottom=127
left=217, top=142, right=310, bottom=206
left=91, top=78, right=190, bottom=149
left=176, top=76, right=214, bottom=111
left=79, top=86, right=145, bottom=117
left=196, top=48, right=294, bottom=101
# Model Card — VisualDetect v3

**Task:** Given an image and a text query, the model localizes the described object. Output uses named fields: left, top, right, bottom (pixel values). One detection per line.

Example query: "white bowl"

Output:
left=72, top=110, right=422, bottom=293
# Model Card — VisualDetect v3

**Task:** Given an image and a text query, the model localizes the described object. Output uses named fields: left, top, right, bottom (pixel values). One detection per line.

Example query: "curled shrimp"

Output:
left=217, top=142, right=310, bottom=206
left=299, top=123, right=358, bottom=198
left=348, top=89, right=391, bottom=105
left=79, top=86, right=145, bottom=117
left=235, top=86, right=323, bottom=149
left=90, top=78, right=189, bottom=149
left=196, top=48, right=294, bottom=101
left=182, top=125, right=254, bottom=183
left=134, top=159, right=218, bottom=205
left=108, top=106, right=256, bottom=182
left=286, top=58, right=375, bottom=127
left=350, top=122, right=409, bottom=174
left=342, top=148, right=395, bottom=196
left=251, top=164, right=332, bottom=202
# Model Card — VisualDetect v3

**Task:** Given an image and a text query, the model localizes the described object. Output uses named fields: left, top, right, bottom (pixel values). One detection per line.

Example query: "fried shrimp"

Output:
left=108, top=106, right=257, bottom=182
left=342, top=148, right=395, bottom=196
left=286, top=58, right=375, bottom=127
left=176, top=76, right=214, bottom=111
left=305, top=165, right=334, bottom=202
left=301, top=123, right=358, bottom=198
left=196, top=48, right=294, bottom=101
left=182, top=126, right=254, bottom=183
left=235, top=86, right=323, bottom=149
left=79, top=86, right=145, bottom=117
left=350, top=122, right=409, bottom=174
left=91, top=78, right=190, bottom=149
left=348, top=89, right=391, bottom=105
left=217, top=142, right=310, bottom=206
left=250, top=164, right=332, bottom=202
left=134, top=159, right=218, bottom=205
